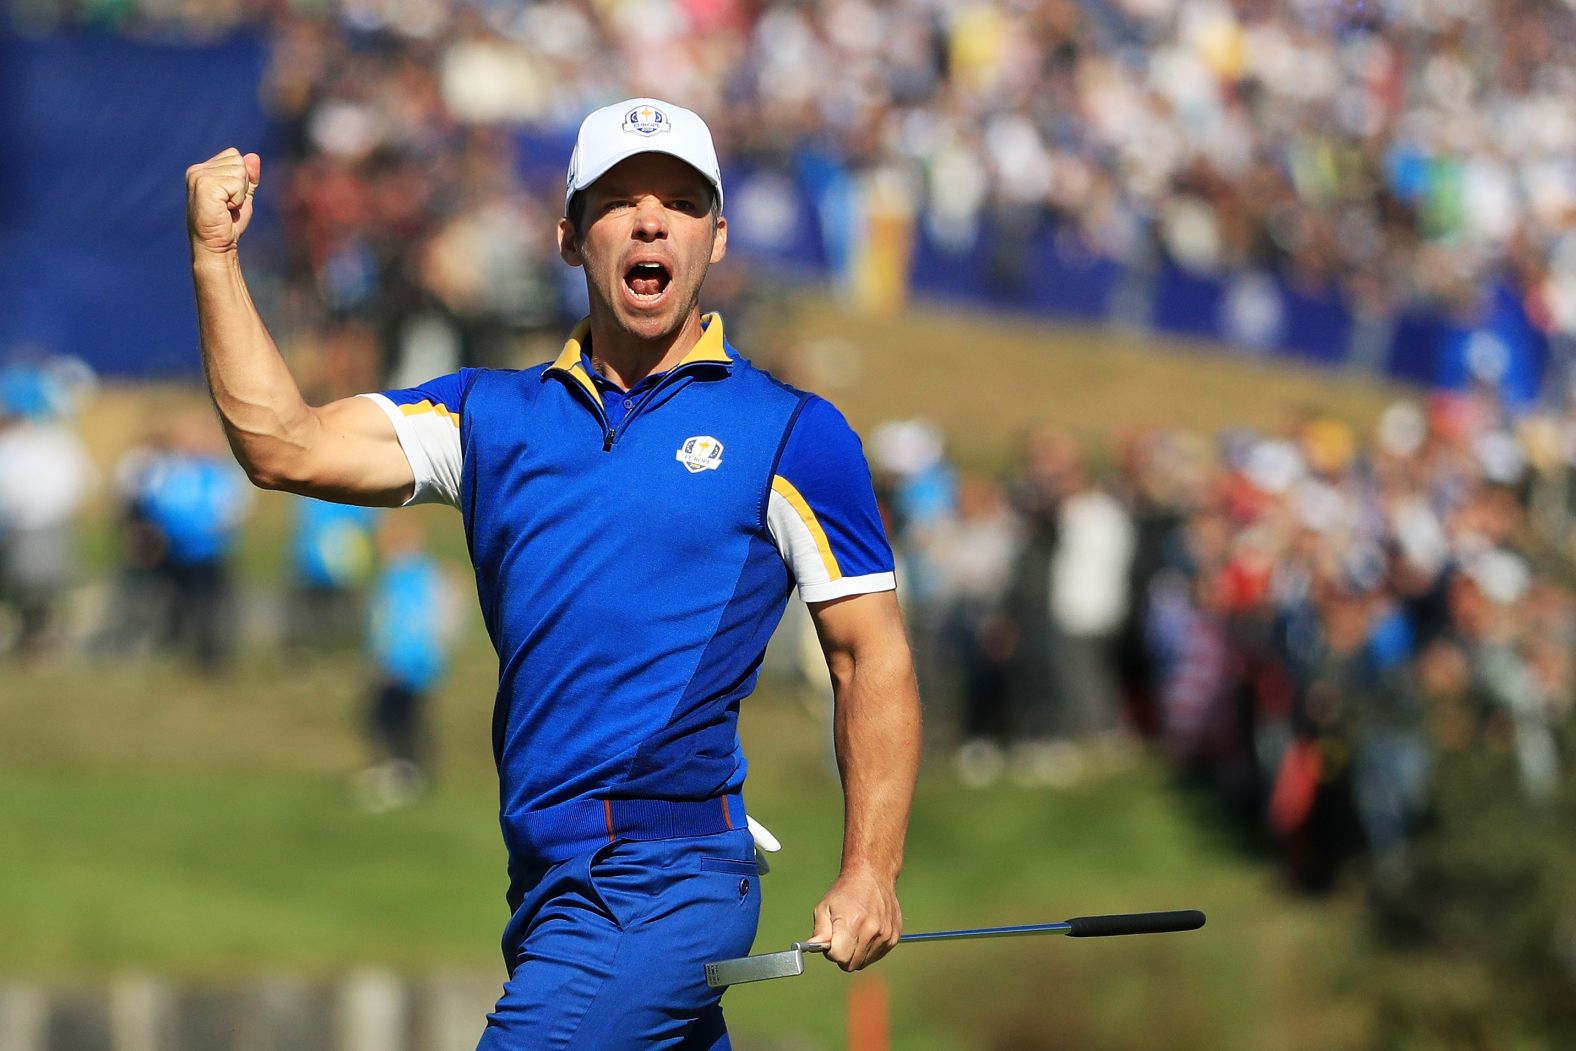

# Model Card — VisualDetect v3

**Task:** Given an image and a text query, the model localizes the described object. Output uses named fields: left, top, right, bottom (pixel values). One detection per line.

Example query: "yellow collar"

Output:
left=548, top=312, right=731, bottom=385
left=679, top=312, right=731, bottom=366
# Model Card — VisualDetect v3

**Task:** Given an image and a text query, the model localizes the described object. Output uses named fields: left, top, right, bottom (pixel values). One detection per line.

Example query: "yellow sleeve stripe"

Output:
left=398, top=400, right=460, bottom=427
left=772, top=475, right=842, bottom=582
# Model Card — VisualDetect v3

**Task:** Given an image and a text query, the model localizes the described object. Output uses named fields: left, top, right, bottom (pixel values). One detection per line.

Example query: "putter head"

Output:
left=705, top=942, right=824, bottom=988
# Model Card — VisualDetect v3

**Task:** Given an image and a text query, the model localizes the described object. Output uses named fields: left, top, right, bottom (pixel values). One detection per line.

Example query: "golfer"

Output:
left=185, top=98, right=922, bottom=1048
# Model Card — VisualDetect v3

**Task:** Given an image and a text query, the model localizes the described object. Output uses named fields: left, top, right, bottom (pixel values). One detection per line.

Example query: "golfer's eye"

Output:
left=671, top=199, right=699, bottom=213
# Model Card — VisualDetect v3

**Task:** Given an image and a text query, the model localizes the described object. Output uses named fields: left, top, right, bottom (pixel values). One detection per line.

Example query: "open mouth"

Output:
left=624, top=261, right=672, bottom=302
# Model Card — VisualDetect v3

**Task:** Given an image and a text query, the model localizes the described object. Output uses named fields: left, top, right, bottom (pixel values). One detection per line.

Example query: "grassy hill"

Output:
left=781, top=298, right=1400, bottom=468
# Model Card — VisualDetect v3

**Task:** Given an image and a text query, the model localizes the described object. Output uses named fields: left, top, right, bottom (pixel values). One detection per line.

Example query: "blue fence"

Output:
left=0, top=33, right=1554, bottom=405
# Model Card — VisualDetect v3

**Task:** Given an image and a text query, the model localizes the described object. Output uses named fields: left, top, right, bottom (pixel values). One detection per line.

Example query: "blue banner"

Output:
left=0, top=31, right=274, bottom=377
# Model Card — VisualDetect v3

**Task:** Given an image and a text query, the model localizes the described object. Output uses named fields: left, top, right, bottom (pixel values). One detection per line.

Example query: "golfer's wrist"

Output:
left=837, top=856, right=902, bottom=884
left=191, top=247, right=241, bottom=275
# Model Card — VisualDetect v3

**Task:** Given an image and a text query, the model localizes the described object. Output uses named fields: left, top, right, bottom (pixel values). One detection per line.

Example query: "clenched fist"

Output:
left=186, top=148, right=261, bottom=258
left=809, top=868, right=903, bottom=972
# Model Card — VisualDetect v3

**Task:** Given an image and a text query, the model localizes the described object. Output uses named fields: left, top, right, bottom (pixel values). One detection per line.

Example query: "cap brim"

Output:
left=566, top=142, right=723, bottom=213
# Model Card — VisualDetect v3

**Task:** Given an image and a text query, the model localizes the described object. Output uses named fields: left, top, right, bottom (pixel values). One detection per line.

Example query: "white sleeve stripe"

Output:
left=800, top=572, right=897, bottom=604
left=360, top=394, right=432, bottom=492
left=358, top=393, right=462, bottom=508
left=767, top=488, right=893, bottom=602
left=769, top=475, right=842, bottom=580
left=767, top=487, right=830, bottom=588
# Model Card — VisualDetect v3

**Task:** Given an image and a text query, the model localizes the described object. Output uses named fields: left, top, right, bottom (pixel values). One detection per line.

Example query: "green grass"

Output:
left=0, top=765, right=501, bottom=975
left=0, top=637, right=1372, bottom=1049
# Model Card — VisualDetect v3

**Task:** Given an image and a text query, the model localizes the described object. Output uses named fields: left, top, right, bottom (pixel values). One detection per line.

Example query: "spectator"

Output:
left=286, top=496, right=379, bottom=652
left=96, top=423, right=179, bottom=657
left=354, top=517, right=461, bottom=812
left=928, top=473, right=1023, bottom=787
left=1000, top=426, right=1075, bottom=784
left=137, top=411, right=252, bottom=671
left=20, top=0, right=1576, bottom=958
left=1048, top=459, right=1136, bottom=748
left=0, top=374, right=94, bottom=658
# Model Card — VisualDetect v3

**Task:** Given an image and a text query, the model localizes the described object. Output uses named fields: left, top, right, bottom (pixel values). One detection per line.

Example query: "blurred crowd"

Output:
left=0, top=354, right=459, bottom=809
left=16, top=0, right=1576, bottom=362
left=871, top=381, right=1576, bottom=889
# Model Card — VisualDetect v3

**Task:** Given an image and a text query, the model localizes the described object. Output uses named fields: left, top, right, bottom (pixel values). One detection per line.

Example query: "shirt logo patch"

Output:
left=622, top=105, right=671, bottom=137
left=676, top=435, right=724, bottom=473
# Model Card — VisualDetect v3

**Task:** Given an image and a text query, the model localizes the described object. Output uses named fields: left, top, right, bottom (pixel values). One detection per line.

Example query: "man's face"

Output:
left=559, top=153, right=727, bottom=343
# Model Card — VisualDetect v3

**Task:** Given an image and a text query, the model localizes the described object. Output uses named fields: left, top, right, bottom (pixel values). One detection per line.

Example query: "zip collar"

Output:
left=545, top=312, right=734, bottom=409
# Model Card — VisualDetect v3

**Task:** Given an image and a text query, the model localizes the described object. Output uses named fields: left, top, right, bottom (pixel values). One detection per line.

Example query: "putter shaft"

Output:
left=893, top=918, right=1076, bottom=944
left=797, top=919, right=1073, bottom=954
left=707, top=910, right=1205, bottom=987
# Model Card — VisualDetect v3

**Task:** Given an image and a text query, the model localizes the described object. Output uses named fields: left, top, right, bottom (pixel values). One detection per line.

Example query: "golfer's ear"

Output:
left=710, top=216, right=727, bottom=265
left=558, top=219, right=583, bottom=267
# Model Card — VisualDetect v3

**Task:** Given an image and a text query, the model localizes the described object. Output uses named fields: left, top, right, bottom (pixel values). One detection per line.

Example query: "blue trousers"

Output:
left=477, top=828, right=761, bottom=1050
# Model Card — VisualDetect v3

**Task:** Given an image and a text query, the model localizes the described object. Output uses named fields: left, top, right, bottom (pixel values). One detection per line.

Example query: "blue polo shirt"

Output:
left=363, top=314, right=895, bottom=867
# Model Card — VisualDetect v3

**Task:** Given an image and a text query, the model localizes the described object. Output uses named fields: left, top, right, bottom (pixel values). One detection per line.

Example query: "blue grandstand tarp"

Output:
left=0, top=31, right=274, bottom=377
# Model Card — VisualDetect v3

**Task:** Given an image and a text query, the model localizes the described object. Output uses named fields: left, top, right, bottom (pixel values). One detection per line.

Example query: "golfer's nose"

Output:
left=632, top=196, right=668, bottom=241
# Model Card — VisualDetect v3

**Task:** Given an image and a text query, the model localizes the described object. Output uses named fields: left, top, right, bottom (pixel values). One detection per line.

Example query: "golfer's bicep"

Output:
left=807, top=589, right=907, bottom=666
left=348, top=392, right=463, bottom=507
left=288, top=395, right=420, bottom=506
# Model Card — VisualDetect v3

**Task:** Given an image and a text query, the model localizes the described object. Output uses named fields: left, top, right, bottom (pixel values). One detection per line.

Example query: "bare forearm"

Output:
left=191, top=255, right=317, bottom=483
left=186, top=148, right=323, bottom=488
left=807, top=590, right=918, bottom=969
left=831, top=644, right=923, bottom=881
left=184, top=149, right=412, bottom=505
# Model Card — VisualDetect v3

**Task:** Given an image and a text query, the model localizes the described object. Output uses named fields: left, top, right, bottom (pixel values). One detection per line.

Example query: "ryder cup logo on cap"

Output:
left=565, top=97, right=723, bottom=212
left=622, top=104, right=671, bottom=136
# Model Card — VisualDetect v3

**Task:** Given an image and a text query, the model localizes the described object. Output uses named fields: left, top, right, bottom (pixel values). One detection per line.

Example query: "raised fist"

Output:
left=186, top=148, right=261, bottom=257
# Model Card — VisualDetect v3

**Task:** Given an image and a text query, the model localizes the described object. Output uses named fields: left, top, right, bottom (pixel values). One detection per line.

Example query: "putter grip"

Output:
left=1065, top=910, right=1205, bottom=938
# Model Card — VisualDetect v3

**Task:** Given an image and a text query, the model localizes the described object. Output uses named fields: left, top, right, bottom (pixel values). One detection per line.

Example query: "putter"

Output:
left=705, top=909, right=1206, bottom=987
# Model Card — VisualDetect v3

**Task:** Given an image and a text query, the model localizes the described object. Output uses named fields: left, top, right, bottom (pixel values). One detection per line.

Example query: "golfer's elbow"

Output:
left=223, top=411, right=321, bottom=493
left=232, top=443, right=300, bottom=492
left=238, top=456, right=295, bottom=492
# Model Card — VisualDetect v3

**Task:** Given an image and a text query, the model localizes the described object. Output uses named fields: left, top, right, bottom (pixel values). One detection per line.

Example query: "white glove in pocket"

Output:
left=746, top=815, right=781, bottom=875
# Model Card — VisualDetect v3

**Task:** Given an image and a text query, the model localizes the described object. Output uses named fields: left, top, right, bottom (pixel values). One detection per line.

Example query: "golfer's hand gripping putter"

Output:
left=704, top=909, right=1206, bottom=987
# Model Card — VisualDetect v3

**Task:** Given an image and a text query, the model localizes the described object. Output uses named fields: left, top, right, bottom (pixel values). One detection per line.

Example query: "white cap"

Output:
left=565, top=98, right=723, bottom=214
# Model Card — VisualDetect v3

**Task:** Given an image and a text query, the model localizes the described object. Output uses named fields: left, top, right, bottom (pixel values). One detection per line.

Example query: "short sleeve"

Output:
left=358, top=370, right=470, bottom=507
left=767, top=396, right=896, bottom=603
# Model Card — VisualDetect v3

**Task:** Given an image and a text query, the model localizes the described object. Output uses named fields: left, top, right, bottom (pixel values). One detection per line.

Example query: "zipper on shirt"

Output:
left=598, top=361, right=715, bottom=452
left=551, top=357, right=729, bottom=452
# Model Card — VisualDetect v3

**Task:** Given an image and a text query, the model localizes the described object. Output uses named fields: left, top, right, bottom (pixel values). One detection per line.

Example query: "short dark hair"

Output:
left=565, top=184, right=720, bottom=245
